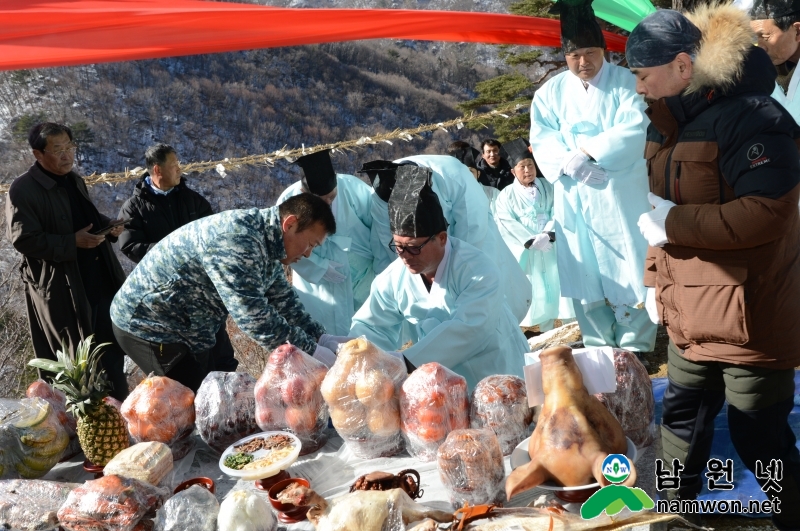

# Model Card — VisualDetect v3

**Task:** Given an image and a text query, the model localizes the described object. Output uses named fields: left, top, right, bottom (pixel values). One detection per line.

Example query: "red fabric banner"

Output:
left=0, top=0, right=627, bottom=71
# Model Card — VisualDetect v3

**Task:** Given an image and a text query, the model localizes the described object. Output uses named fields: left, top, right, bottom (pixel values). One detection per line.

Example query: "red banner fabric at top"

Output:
left=0, top=0, right=627, bottom=71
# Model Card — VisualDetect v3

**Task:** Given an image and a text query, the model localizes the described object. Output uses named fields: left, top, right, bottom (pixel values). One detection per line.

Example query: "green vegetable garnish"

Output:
left=224, top=452, right=254, bottom=470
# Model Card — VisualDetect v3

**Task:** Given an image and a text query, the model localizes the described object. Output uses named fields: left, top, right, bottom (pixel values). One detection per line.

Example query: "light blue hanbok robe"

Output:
left=277, top=174, right=374, bottom=335
left=350, top=237, right=529, bottom=390
left=772, top=80, right=800, bottom=125
left=386, top=155, right=532, bottom=323
left=530, top=60, right=651, bottom=313
left=494, top=178, right=563, bottom=327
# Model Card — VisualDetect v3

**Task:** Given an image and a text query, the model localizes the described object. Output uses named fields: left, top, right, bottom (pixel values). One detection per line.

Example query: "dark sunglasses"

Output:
left=388, top=234, right=435, bottom=256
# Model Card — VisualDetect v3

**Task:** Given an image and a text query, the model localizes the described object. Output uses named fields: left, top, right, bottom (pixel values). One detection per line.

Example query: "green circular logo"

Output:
left=602, top=454, right=631, bottom=484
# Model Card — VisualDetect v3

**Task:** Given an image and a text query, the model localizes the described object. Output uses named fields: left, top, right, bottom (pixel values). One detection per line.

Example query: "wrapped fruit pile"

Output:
left=470, top=375, right=534, bottom=455
left=26, top=380, right=82, bottom=459
left=254, top=344, right=329, bottom=454
left=154, top=484, right=219, bottom=531
left=0, top=397, right=69, bottom=479
left=58, top=474, right=169, bottom=531
left=595, top=349, right=657, bottom=448
left=0, top=478, right=80, bottom=531
left=320, top=338, right=407, bottom=459
left=437, top=428, right=505, bottom=509
left=195, top=372, right=259, bottom=454
left=121, top=376, right=196, bottom=460
left=399, top=362, right=469, bottom=461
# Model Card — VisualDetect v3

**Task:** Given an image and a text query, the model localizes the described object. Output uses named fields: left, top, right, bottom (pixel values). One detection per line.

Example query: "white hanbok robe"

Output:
left=277, top=174, right=374, bottom=335
left=494, top=178, right=563, bottom=327
left=530, top=60, right=651, bottom=311
left=388, top=155, right=532, bottom=323
left=771, top=80, right=800, bottom=125
left=350, top=237, right=529, bottom=389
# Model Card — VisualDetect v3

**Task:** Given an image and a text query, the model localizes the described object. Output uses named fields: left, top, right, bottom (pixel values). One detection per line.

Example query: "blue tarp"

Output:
left=651, top=372, right=800, bottom=517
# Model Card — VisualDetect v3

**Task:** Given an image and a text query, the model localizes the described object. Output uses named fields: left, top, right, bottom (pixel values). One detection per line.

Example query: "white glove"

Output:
left=637, top=193, right=676, bottom=247
left=645, top=287, right=660, bottom=324
left=529, top=233, right=553, bottom=252
left=562, top=151, right=608, bottom=185
left=312, top=344, right=337, bottom=368
left=318, top=334, right=355, bottom=353
left=322, top=260, right=346, bottom=283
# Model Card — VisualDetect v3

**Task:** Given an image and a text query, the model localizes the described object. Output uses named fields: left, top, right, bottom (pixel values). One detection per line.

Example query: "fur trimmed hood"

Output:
left=686, top=3, right=756, bottom=93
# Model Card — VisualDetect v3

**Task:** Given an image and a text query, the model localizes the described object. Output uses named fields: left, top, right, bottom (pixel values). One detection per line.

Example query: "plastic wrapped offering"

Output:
left=103, top=442, right=173, bottom=485
left=255, top=344, right=329, bottom=454
left=0, top=478, right=80, bottom=531
left=320, top=338, right=407, bottom=458
left=154, top=484, right=219, bottom=531
left=437, top=429, right=505, bottom=509
left=217, top=490, right=276, bottom=531
left=196, top=372, right=259, bottom=454
left=26, top=380, right=77, bottom=438
left=470, top=375, right=534, bottom=456
left=399, top=362, right=469, bottom=461
left=58, top=474, right=169, bottom=531
left=0, top=398, right=69, bottom=479
left=121, top=376, right=195, bottom=460
left=594, top=349, right=657, bottom=448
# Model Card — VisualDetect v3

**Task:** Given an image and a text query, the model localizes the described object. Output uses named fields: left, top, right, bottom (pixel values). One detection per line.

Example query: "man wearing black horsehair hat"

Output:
left=276, top=149, right=374, bottom=345
left=746, top=0, right=800, bottom=122
left=628, top=6, right=800, bottom=528
left=349, top=165, right=529, bottom=390
left=530, top=0, right=656, bottom=353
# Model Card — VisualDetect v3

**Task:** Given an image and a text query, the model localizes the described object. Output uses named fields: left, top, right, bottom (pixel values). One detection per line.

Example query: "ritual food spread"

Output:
left=7, top=335, right=661, bottom=531
left=400, top=362, right=469, bottom=461
left=255, top=344, right=330, bottom=454
left=320, top=338, right=407, bottom=458
left=505, top=346, right=632, bottom=500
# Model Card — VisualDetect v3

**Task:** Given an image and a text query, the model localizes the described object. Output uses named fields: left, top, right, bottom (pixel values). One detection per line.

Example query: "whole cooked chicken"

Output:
left=277, top=483, right=453, bottom=531
left=505, top=346, right=634, bottom=499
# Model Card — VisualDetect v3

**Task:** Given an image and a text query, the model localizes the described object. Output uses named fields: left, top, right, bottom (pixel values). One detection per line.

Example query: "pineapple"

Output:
left=28, top=335, right=129, bottom=466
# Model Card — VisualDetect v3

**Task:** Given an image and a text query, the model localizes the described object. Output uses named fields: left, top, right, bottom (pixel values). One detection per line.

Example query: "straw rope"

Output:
left=0, top=103, right=526, bottom=194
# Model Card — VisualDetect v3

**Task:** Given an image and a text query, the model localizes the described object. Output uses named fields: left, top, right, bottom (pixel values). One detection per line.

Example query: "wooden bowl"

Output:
left=267, top=477, right=312, bottom=523
left=174, top=476, right=216, bottom=495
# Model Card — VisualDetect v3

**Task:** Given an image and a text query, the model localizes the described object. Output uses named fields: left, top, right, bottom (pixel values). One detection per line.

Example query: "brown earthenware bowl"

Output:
left=82, top=459, right=104, bottom=479
left=174, top=476, right=216, bottom=495
left=267, top=477, right=312, bottom=523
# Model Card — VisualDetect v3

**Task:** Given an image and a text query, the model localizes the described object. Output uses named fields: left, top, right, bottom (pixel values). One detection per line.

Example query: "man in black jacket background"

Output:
left=118, top=143, right=237, bottom=371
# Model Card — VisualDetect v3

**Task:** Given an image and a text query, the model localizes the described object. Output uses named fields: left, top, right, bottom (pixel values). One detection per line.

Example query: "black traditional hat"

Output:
left=551, top=0, right=606, bottom=53
left=358, top=160, right=400, bottom=202
left=626, top=10, right=702, bottom=68
left=450, top=145, right=481, bottom=169
left=296, top=150, right=337, bottom=196
left=504, top=138, right=534, bottom=168
left=749, top=0, right=800, bottom=19
left=388, top=166, right=448, bottom=238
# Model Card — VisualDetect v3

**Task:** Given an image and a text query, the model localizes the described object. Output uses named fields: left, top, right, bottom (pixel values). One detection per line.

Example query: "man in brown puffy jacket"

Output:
left=628, top=6, right=800, bottom=529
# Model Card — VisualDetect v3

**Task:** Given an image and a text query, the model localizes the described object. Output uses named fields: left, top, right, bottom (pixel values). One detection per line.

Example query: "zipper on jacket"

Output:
left=674, top=162, right=682, bottom=204
left=663, top=146, right=675, bottom=202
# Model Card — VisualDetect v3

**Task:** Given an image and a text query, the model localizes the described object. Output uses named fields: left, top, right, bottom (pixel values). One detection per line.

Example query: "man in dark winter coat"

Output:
left=476, top=139, right=514, bottom=190
left=118, top=143, right=237, bottom=371
left=629, top=7, right=800, bottom=529
left=6, top=122, right=129, bottom=400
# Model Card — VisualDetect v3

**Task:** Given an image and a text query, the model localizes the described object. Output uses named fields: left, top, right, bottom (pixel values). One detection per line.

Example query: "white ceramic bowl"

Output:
left=509, top=436, right=638, bottom=491
left=219, top=431, right=301, bottom=482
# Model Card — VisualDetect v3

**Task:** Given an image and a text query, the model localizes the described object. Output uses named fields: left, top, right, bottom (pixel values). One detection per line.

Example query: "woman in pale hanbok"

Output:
left=494, top=139, right=573, bottom=331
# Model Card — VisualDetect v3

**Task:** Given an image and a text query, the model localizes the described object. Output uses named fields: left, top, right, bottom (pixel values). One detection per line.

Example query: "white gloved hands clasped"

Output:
left=637, top=193, right=676, bottom=247
left=322, top=260, right=346, bottom=283
left=645, top=287, right=660, bottom=324
left=312, top=344, right=337, bottom=368
left=562, top=151, right=608, bottom=186
left=528, top=233, right=553, bottom=252
left=318, top=334, right=356, bottom=353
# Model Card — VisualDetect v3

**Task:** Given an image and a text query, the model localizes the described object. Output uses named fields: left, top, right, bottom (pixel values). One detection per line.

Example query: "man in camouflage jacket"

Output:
left=110, top=193, right=337, bottom=391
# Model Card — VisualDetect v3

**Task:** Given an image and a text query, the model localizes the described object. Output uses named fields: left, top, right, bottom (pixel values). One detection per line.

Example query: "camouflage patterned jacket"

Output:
left=110, top=207, right=324, bottom=353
